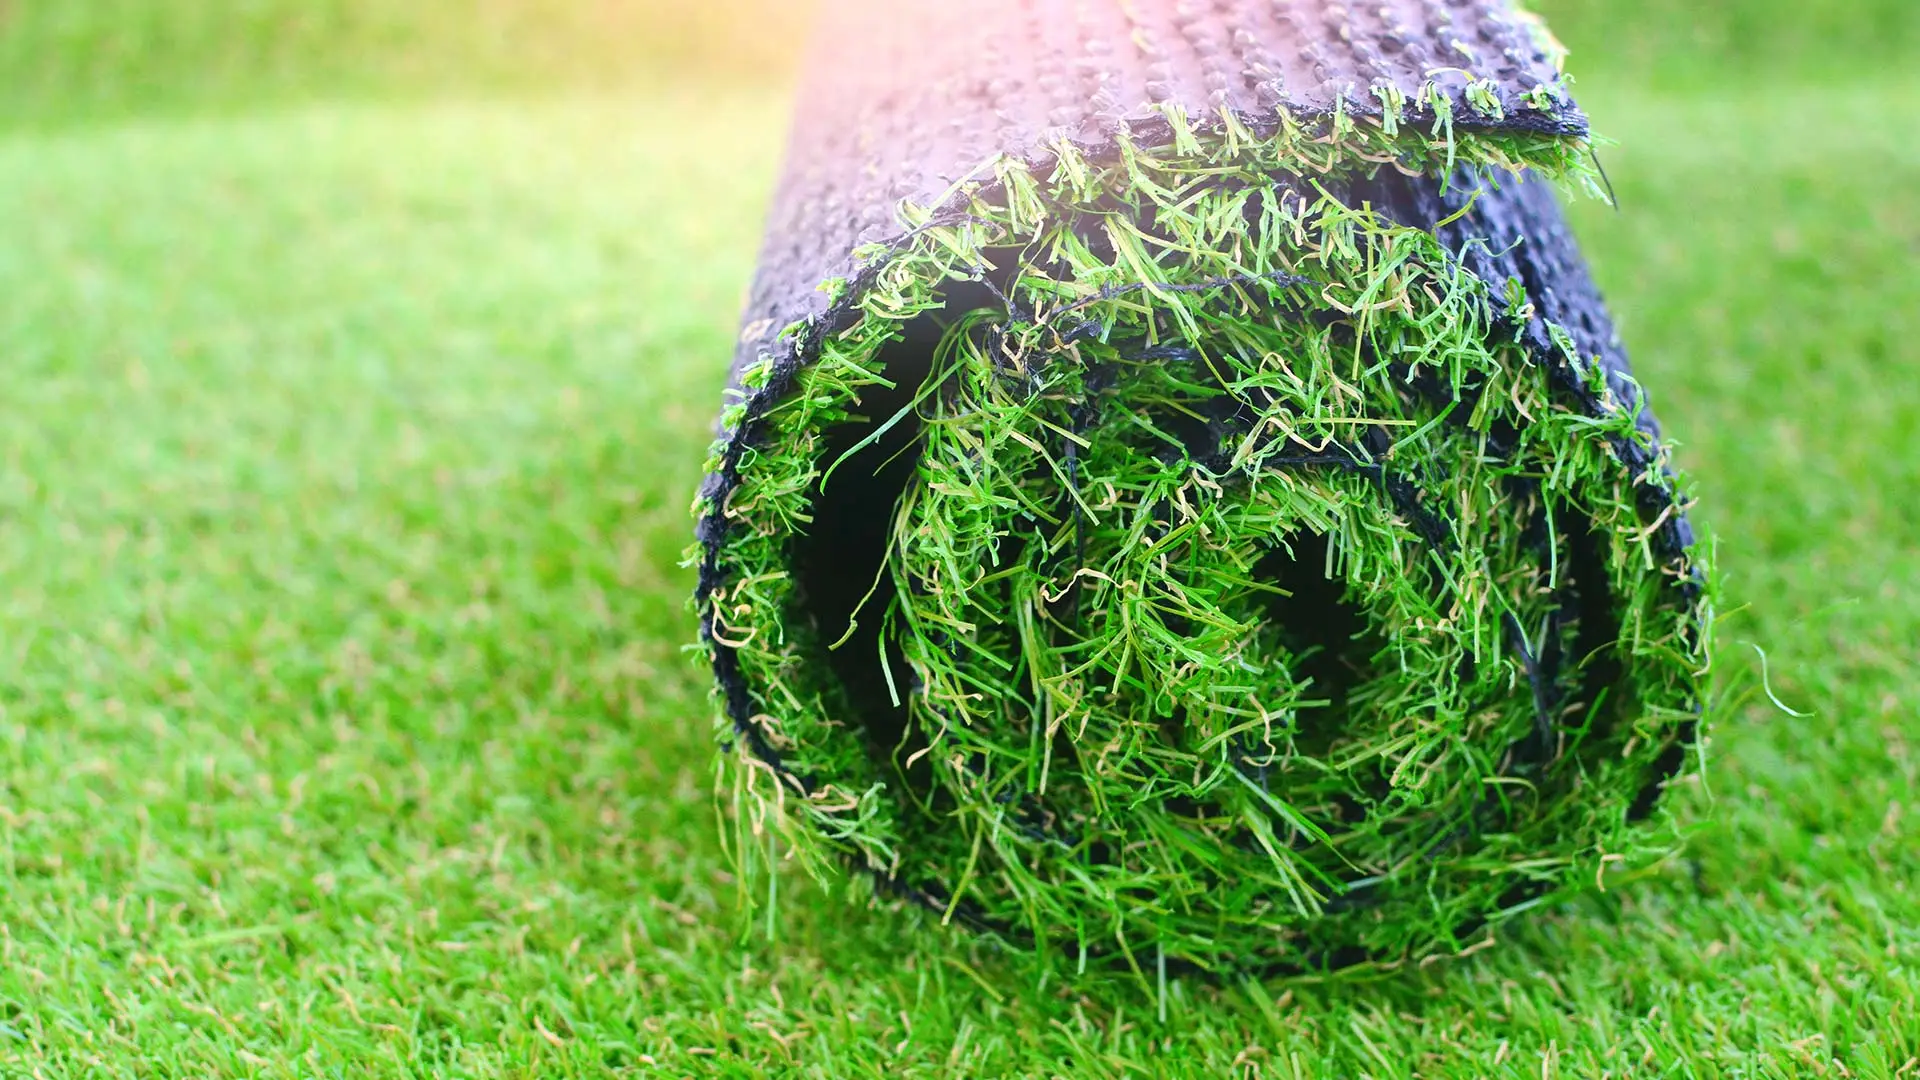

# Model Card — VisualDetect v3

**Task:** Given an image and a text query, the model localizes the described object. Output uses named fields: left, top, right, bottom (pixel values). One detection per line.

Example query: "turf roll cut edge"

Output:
left=690, top=0, right=1715, bottom=976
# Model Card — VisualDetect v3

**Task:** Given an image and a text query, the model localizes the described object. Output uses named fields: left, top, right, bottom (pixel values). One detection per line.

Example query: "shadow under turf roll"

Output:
left=692, top=0, right=1714, bottom=974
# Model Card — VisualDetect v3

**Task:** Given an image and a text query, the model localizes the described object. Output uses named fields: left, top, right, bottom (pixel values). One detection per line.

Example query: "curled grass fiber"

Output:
left=694, top=105, right=1714, bottom=976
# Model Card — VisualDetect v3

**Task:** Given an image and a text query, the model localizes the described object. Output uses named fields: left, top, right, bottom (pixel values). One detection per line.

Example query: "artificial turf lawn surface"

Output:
left=1, top=64, right=1917, bottom=1080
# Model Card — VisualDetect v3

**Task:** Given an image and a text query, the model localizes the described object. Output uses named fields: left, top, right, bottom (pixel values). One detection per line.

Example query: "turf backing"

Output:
left=0, top=18, right=1916, bottom=1080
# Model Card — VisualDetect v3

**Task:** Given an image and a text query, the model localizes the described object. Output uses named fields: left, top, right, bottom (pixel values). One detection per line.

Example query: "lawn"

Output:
left=0, top=3, right=1916, bottom=1076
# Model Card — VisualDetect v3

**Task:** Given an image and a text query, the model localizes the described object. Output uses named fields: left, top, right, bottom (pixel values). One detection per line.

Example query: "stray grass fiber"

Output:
left=695, top=101, right=1714, bottom=977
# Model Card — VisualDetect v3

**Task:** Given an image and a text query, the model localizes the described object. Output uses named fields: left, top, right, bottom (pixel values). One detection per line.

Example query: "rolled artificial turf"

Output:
left=692, top=0, right=1714, bottom=975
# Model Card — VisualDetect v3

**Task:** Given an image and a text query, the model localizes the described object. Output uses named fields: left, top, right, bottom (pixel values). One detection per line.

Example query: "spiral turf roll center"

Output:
left=818, top=249, right=1672, bottom=959
left=698, top=126, right=1710, bottom=974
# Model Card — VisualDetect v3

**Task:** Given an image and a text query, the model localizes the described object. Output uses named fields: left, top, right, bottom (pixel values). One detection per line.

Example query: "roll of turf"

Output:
left=692, top=0, right=1713, bottom=974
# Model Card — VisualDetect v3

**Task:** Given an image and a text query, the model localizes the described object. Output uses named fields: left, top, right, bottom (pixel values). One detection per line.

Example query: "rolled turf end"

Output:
left=692, top=6, right=1716, bottom=978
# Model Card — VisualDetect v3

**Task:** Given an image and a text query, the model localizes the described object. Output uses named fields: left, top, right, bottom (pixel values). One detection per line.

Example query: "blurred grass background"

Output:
left=0, top=1, right=805, bottom=120
left=2, top=0, right=1917, bottom=120
left=0, top=0, right=1916, bottom=1075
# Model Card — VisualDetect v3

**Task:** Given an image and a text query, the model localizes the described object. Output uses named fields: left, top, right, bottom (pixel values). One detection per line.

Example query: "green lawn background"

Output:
left=0, top=1, right=1916, bottom=1075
